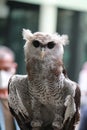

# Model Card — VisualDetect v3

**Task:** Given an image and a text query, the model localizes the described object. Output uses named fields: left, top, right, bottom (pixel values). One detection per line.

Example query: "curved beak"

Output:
left=41, top=47, right=45, bottom=59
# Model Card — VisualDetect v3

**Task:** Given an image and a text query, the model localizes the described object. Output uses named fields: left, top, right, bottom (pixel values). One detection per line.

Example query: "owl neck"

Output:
left=26, top=57, right=64, bottom=79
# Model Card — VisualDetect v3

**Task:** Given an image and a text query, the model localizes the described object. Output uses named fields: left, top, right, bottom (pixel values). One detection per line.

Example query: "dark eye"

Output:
left=47, top=42, right=55, bottom=49
left=32, top=40, right=40, bottom=48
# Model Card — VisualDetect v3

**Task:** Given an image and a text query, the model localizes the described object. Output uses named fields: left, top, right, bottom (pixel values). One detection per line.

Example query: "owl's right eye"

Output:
left=32, top=40, right=40, bottom=48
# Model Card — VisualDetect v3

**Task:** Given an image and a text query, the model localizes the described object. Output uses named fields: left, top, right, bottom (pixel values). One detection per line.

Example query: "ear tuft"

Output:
left=22, top=28, right=33, bottom=40
left=60, top=35, right=69, bottom=45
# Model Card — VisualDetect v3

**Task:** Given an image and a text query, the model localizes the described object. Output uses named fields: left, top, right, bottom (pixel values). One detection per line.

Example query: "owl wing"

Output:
left=63, top=78, right=81, bottom=130
left=8, top=75, right=32, bottom=130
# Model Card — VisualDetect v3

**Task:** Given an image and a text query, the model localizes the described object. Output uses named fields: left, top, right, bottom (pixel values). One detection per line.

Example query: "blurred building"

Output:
left=0, top=0, right=87, bottom=81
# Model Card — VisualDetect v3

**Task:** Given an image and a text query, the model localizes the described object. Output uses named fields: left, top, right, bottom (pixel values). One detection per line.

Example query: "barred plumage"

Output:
left=8, top=29, right=81, bottom=130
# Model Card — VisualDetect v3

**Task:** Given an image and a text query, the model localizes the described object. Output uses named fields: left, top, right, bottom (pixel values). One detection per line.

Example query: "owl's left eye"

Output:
left=32, top=40, right=40, bottom=48
left=47, top=42, right=55, bottom=49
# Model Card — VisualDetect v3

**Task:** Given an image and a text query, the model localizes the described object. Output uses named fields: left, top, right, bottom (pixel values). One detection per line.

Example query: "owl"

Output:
left=8, top=29, right=81, bottom=130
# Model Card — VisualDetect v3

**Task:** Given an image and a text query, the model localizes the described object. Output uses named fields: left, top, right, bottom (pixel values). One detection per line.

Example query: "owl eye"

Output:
left=32, top=40, right=40, bottom=48
left=47, top=42, right=55, bottom=49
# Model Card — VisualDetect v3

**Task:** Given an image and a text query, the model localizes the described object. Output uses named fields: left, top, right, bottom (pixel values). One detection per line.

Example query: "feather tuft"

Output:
left=22, top=29, right=33, bottom=41
left=60, top=35, right=69, bottom=45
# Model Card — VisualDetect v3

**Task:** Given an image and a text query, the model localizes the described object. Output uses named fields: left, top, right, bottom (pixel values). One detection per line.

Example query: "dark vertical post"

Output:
left=68, top=11, right=80, bottom=81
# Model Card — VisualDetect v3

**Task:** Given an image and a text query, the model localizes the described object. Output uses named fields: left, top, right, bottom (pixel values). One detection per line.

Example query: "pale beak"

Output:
left=41, top=47, right=45, bottom=59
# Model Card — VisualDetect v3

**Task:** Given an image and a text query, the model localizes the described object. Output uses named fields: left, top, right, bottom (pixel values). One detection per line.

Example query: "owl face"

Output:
left=23, top=29, right=69, bottom=62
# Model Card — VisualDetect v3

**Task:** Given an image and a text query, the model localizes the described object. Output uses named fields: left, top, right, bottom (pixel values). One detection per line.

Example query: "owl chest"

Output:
left=28, top=62, right=66, bottom=105
left=29, top=77, right=65, bottom=105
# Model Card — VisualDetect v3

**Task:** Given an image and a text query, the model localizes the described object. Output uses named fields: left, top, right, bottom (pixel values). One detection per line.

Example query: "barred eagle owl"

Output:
left=8, top=29, right=81, bottom=130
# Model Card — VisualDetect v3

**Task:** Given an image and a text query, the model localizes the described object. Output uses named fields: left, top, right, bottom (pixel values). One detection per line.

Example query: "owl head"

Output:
left=23, top=29, right=69, bottom=63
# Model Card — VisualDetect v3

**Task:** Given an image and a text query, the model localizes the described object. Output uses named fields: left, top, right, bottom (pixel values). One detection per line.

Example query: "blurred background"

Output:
left=0, top=0, right=87, bottom=82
